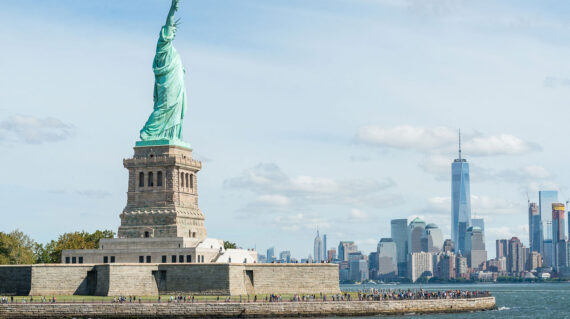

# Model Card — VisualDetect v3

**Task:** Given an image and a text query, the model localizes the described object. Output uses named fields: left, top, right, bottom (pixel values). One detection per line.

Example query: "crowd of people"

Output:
left=112, top=296, right=143, bottom=303
left=352, top=289, right=492, bottom=301
left=0, top=290, right=490, bottom=304
left=1, top=296, right=56, bottom=304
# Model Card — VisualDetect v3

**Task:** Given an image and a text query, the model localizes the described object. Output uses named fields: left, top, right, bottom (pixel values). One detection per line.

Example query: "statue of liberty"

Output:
left=140, top=0, right=187, bottom=143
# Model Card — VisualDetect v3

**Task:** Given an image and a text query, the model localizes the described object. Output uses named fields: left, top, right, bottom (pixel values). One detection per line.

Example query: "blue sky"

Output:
left=1, top=0, right=570, bottom=260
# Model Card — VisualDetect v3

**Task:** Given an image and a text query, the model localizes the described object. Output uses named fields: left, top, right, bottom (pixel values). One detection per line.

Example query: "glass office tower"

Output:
left=452, top=132, right=471, bottom=254
left=539, top=191, right=558, bottom=240
left=377, top=238, right=398, bottom=278
left=390, top=219, right=408, bottom=277
left=472, top=218, right=485, bottom=232
left=528, top=202, right=542, bottom=252
left=408, top=217, right=426, bottom=254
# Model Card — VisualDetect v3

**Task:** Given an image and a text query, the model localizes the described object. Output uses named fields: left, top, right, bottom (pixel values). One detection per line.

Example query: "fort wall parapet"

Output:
left=0, top=263, right=340, bottom=297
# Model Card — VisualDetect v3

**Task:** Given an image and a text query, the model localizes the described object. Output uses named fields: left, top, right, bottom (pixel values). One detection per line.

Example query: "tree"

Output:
left=224, top=241, right=237, bottom=249
left=0, top=230, right=38, bottom=265
left=40, top=230, right=115, bottom=263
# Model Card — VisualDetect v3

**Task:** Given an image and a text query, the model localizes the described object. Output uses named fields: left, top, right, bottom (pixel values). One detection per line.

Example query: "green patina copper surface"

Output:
left=139, top=0, right=188, bottom=146
left=135, top=139, right=191, bottom=149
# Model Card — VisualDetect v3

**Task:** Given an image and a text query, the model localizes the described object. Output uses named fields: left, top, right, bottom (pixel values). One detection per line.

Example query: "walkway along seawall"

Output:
left=0, top=297, right=496, bottom=318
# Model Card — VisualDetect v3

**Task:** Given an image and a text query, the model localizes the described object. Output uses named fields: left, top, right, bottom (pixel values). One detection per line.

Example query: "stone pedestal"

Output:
left=118, top=144, right=207, bottom=240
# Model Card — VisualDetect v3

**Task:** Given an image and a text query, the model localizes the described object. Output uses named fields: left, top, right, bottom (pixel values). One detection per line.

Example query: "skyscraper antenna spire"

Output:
left=458, top=129, right=462, bottom=160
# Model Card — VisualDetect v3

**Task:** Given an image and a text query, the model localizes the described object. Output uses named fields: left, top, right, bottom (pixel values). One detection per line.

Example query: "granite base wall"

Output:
left=160, top=264, right=231, bottom=295
left=29, top=265, right=95, bottom=296
left=0, top=266, right=31, bottom=295
left=105, top=264, right=160, bottom=296
left=230, top=264, right=340, bottom=295
left=0, top=297, right=496, bottom=318
left=0, top=263, right=339, bottom=296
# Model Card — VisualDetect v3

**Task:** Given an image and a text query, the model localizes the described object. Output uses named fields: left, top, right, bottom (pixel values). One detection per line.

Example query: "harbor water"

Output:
left=336, top=282, right=570, bottom=318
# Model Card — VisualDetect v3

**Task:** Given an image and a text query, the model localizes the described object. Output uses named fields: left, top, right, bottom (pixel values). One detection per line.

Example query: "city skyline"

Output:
left=1, top=1, right=570, bottom=260
left=256, top=187, right=566, bottom=265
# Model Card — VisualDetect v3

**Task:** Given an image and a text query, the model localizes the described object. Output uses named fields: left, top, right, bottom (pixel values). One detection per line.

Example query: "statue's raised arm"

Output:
left=165, top=0, right=180, bottom=27
left=139, top=0, right=188, bottom=144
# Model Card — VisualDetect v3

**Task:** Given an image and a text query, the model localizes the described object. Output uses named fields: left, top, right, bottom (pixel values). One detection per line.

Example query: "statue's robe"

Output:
left=140, top=24, right=187, bottom=141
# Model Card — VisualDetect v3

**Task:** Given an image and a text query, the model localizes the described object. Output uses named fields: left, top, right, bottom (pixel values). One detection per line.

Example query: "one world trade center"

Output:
left=451, top=131, right=471, bottom=254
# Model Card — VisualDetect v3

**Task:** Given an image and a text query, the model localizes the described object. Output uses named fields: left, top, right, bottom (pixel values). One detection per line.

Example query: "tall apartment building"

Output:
left=408, top=252, right=433, bottom=283
left=526, top=251, right=542, bottom=271
left=456, top=254, right=468, bottom=279
left=433, top=251, right=456, bottom=280
left=327, top=249, right=337, bottom=262
left=507, top=237, right=524, bottom=276
left=496, top=239, right=508, bottom=259
left=552, top=203, right=566, bottom=270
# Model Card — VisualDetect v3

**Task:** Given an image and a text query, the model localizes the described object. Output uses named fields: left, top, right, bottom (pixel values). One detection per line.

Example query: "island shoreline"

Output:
left=0, top=297, right=496, bottom=318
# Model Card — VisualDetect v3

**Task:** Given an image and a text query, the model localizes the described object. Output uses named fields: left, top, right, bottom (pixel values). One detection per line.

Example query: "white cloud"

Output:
left=426, top=196, right=450, bottom=211
left=471, top=195, right=521, bottom=215
left=0, top=114, right=75, bottom=144
left=522, top=165, right=552, bottom=179
left=418, top=154, right=451, bottom=180
left=486, top=225, right=528, bottom=244
left=472, top=164, right=558, bottom=194
left=225, top=163, right=400, bottom=211
left=356, top=125, right=540, bottom=157
left=254, top=194, right=290, bottom=207
left=355, top=238, right=378, bottom=247
left=274, top=213, right=330, bottom=232
left=75, top=190, right=112, bottom=199
left=465, top=134, right=541, bottom=156
left=544, top=76, right=570, bottom=88
left=423, top=195, right=521, bottom=216
left=349, top=208, right=368, bottom=220
left=357, top=125, right=456, bottom=152
left=405, top=0, right=462, bottom=17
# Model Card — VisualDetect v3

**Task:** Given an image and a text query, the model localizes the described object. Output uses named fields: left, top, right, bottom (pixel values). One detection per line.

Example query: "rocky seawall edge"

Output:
left=0, top=297, right=496, bottom=318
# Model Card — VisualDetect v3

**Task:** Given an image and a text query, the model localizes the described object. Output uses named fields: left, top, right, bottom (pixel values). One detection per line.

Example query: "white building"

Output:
left=408, top=252, right=433, bottom=283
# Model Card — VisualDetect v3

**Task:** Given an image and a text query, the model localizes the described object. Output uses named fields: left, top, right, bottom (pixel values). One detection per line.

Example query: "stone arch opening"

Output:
left=148, top=172, right=154, bottom=187
left=157, top=171, right=163, bottom=187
